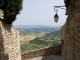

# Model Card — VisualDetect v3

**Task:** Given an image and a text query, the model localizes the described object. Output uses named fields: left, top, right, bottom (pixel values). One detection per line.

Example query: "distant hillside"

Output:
left=13, top=25, right=61, bottom=29
left=18, top=28, right=61, bottom=36
left=45, top=30, right=61, bottom=37
left=20, top=30, right=61, bottom=52
left=30, top=30, right=61, bottom=46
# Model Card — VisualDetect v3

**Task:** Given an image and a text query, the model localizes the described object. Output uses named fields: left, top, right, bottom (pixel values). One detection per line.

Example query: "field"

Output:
left=16, top=26, right=61, bottom=53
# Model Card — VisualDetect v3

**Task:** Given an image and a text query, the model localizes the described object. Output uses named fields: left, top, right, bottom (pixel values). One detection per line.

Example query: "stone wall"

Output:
left=62, top=0, right=80, bottom=60
left=21, top=45, right=61, bottom=60
left=0, top=9, right=21, bottom=60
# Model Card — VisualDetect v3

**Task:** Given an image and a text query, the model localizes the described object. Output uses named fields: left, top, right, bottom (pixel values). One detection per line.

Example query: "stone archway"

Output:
left=0, top=0, right=80, bottom=60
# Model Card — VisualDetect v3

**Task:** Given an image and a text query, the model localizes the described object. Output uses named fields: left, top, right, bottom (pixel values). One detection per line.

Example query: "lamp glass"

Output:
left=54, top=13, right=59, bottom=23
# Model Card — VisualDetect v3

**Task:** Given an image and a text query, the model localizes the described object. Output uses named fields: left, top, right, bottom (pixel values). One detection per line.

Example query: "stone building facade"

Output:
left=0, top=9, right=21, bottom=60
left=62, top=0, right=80, bottom=60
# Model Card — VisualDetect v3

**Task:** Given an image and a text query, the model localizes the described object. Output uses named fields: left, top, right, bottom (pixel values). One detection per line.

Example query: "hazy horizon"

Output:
left=14, top=24, right=61, bottom=26
left=13, top=0, right=67, bottom=26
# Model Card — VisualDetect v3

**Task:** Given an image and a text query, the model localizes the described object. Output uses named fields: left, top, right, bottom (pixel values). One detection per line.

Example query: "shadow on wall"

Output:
left=21, top=45, right=61, bottom=60
left=41, top=45, right=62, bottom=60
left=0, top=30, right=9, bottom=60
left=0, top=21, right=12, bottom=60
left=1, top=20, right=12, bottom=33
left=41, top=55, right=62, bottom=60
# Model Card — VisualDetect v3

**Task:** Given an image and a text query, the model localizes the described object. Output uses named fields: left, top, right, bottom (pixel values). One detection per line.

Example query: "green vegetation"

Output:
left=0, top=0, right=23, bottom=24
left=19, top=28, right=60, bottom=36
left=20, top=28, right=61, bottom=53
left=20, top=43, right=38, bottom=53
left=30, top=30, right=61, bottom=46
left=64, top=0, right=70, bottom=15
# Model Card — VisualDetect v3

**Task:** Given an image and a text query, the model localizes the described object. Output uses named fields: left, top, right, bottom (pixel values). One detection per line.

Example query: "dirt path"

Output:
left=27, top=55, right=62, bottom=60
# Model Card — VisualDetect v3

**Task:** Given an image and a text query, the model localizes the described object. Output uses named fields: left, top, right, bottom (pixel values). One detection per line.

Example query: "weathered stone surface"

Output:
left=62, top=0, right=80, bottom=60
left=0, top=9, right=21, bottom=60
left=21, top=45, right=61, bottom=60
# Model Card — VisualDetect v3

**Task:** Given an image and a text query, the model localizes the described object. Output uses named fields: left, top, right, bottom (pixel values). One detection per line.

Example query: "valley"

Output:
left=15, top=25, right=61, bottom=53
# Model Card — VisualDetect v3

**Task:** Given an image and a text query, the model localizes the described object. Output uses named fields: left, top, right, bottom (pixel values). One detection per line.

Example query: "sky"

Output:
left=13, top=0, right=67, bottom=26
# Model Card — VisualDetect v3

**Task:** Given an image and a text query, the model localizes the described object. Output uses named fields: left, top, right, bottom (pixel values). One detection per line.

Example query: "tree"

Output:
left=0, top=0, right=23, bottom=24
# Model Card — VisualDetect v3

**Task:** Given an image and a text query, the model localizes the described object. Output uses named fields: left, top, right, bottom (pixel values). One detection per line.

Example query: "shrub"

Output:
left=0, top=0, right=23, bottom=24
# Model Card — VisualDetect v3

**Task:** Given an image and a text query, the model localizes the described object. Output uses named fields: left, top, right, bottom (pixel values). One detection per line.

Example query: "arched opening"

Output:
left=13, top=0, right=67, bottom=59
left=14, top=0, right=67, bottom=51
left=1, top=0, right=80, bottom=60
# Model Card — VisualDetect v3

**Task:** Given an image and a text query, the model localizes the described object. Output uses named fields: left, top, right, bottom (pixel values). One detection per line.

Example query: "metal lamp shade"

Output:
left=54, top=13, right=59, bottom=23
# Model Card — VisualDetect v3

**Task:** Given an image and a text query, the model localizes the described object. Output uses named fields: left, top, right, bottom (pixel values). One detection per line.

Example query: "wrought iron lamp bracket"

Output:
left=54, top=5, right=66, bottom=23
left=54, top=6, right=66, bottom=12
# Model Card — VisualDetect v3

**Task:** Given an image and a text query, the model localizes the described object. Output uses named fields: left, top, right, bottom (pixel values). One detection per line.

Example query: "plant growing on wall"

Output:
left=64, top=0, right=70, bottom=15
left=0, top=0, right=23, bottom=24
